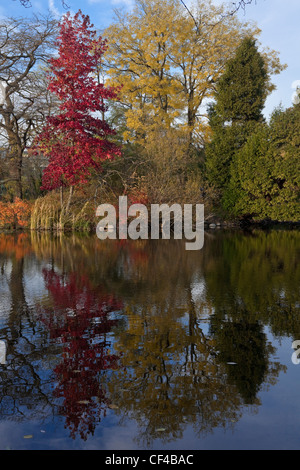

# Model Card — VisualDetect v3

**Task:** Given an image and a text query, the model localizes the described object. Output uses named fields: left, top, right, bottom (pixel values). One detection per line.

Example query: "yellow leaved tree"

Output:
left=104, top=0, right=266, bottom=147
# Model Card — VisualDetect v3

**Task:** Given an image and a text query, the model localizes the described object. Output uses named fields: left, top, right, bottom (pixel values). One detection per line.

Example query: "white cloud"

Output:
left=88, top=0, right=134, bottom=9
left=111, top=0, right=134, bottom=8
left=48, top=0, right=61, bottom=19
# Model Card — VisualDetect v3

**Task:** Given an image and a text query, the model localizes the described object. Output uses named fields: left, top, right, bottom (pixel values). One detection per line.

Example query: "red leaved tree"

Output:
left=34, top=10, right=121, bottom=209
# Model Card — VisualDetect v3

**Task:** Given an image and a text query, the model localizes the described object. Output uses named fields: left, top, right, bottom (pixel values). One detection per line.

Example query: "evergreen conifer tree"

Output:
left=226, top=104, right=300, bottom=222
left=205, top=37, right=268, bottom=212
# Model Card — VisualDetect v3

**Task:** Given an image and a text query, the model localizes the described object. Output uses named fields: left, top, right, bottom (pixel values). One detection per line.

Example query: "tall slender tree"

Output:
left=34, top=10, right=121, bottom=210
left=205, top=37, right=270, bottom=205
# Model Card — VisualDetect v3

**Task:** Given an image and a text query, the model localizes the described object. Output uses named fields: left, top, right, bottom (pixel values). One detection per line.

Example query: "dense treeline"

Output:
left=205, top=37, right=300, bottom=222
left=0, top=0, right=298, bottom=231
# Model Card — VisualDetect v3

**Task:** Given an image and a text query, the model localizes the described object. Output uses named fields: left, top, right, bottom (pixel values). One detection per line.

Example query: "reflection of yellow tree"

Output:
left=109, top=301, right=246, bottom=447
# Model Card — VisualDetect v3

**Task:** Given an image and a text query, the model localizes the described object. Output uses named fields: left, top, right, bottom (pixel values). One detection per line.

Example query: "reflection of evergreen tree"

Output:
left=204, top=230, right=300, bottom=337
left=203, top=230, right=298, bottom=405
left=211, top=319, right=269, bottom=404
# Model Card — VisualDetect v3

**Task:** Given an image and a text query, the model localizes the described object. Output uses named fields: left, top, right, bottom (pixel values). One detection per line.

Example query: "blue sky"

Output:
left=2, top=0, right=300, bottom=119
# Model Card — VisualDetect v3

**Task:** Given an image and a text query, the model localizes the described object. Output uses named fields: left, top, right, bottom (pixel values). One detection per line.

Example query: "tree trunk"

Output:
left=16, top=149, right=23, bottom=200
left=5, top=131, right=24, bottom=199
left=65, top=186, right=74, bottom=215
left=60, top=186, right=64, bottom=212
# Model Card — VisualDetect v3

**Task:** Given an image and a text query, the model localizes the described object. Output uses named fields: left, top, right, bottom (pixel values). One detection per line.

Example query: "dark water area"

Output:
left=0, top=229, right=299, bottom=450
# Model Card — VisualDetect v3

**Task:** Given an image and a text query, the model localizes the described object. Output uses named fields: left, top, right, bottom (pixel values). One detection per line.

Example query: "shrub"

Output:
left=0, top=198, right=32, bottom=229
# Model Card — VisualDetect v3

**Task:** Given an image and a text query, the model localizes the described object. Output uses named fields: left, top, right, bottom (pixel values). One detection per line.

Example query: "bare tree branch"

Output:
left=13, top=0, right=31, bottom=7
left=180, top=0, right=257, bottom=23
left=0, top=14, right=58, bottom=199
left=228, top=1, right=257, bottom=15
left=179, top=0, right=199, bottom=33
left=13, top=0, right=69, bottom=8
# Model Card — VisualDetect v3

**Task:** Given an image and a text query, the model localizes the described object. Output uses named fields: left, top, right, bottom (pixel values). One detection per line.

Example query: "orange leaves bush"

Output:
left=0, top=198, right=32, bottom=229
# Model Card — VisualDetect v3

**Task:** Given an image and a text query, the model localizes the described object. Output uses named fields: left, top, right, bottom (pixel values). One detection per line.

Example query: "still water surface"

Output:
left=0, top=229, right=299, bottom=450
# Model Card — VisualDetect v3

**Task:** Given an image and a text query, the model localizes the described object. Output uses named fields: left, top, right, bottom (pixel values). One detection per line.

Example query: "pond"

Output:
left=0, top=229, right=299, bottom=450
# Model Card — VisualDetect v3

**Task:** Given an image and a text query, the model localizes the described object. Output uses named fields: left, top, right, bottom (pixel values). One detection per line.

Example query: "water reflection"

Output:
left=0, top=229, right=299, bottom=448
left=40, top=269, right=122, bottom=440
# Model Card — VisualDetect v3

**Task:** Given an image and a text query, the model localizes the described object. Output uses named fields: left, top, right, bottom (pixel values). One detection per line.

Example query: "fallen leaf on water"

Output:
left=23, top=435, right=33, bottom=439
left=108, top=404, right=119, bottom=410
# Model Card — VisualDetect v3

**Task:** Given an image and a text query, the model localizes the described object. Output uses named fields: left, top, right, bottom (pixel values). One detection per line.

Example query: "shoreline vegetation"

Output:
left=27, top=192, right=300, bottom=234
left=1, top=183, right=298, bottom=235
left=0, top=191, right=298, bottom=237
left=0, top=2, right=299, bottom=232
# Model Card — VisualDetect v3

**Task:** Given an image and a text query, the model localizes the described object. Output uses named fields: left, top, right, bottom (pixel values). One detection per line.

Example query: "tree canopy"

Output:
left=34, top=11, right=121, bottom=194
left=104, top=0, right=262, bottom=147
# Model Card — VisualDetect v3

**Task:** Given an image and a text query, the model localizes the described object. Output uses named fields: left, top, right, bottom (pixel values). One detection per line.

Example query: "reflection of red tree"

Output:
left=116, top=240, right=149, bottom=269
left=41, top=269, right=123, bottom=440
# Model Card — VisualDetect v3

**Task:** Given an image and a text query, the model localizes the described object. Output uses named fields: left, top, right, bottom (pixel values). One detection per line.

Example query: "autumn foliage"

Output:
left=0, top=198, right=31, bottom=229
left=34, top=10, right=121, bottom=191
left=0, top=3, right=295, bottom=227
